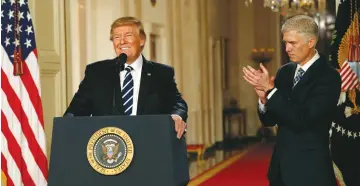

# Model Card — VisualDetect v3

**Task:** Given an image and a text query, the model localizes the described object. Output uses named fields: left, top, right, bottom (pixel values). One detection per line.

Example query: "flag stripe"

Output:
left=1, top=70, right=48, bottom=179
left=22, top=52, right=44, bottom=126
left=1, top=112, right=35, bottom=186
left=1, top=51, right=47, bottom=154
left=343, top=72, right=356, bottom=88
left=342, top=74, right=358, bottom=90
left=1, top=90, right=47, bottom=186
left=1, top=154, right=15, bottom=186
left=340, top=64, right=351, bottom=76
left=340, top=67, right=351, bottom=80
left=341, top=67, right=352, bottom=80
left=1, top=134, right=22, bottom=186
left=33, top=49, right=38, bottom=59
left=340, top=61, right=359, bottom=91
left=350, top=78, right=359, bottom=89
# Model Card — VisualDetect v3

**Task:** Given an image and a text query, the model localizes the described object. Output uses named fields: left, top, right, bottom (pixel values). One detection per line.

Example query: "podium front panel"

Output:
left=48, top=115, right=189, bottom=186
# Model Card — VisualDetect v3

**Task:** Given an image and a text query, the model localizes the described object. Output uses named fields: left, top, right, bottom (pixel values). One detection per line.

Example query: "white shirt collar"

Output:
left=124, top=54, right=143, bottom=71
left=297, top=50, right=320, bottom=72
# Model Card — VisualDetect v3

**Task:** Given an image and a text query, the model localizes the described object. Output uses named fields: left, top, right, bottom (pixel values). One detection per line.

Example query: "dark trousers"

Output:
left=269, top=179, right=285, bottom=186
left=269, top=173, right=285, bottom=186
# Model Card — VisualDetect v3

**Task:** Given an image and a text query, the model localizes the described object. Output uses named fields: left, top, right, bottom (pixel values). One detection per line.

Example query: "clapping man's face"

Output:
left=283, top=30, right=316, bottom=66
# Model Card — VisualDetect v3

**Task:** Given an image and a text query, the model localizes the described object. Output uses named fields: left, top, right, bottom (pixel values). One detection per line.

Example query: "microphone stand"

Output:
left=112, top=54, right=127, bottom=115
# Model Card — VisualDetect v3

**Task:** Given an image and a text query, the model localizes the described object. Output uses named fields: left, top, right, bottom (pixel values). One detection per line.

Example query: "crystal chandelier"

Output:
left=245, top=0, right=325, bottom=17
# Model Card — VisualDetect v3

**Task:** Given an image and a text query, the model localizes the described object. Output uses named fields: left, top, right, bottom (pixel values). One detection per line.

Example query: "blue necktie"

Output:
left=122, top=66, right=134, bottom=115
left=293, top=68, right=305, bottom=86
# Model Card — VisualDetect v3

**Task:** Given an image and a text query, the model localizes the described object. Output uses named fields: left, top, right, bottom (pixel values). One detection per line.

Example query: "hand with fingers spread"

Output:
left=242, top=63, right=274, bottom=93
left=242, top=63, right=275, bottom=103
left=172, top=115, right=186, bottom=139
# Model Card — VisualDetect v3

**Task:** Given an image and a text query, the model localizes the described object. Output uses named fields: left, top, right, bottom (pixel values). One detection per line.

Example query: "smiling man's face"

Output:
left=111, top=24, right=145, bottom=63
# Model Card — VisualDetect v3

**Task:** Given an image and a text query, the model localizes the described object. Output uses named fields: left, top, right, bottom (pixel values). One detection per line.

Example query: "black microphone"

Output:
left=116, top=53, right=127, bottom=72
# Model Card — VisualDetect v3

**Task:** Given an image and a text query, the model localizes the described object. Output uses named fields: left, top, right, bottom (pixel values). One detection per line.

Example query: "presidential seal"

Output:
left=87, top=127, right=134, bottom=175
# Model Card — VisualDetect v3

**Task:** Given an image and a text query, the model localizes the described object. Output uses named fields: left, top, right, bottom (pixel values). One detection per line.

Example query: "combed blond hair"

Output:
left=281, top=15, right=319, bottom=44
left=109, top=16, right=146, bottom=41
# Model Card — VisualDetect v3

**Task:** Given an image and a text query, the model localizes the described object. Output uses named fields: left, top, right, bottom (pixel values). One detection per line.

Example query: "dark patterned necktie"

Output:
left=122, top=66, right=134, bottom=115
left=293, top=68, right=305, bottom=86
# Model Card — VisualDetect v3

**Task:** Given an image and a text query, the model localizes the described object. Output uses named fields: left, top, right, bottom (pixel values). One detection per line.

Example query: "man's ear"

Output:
left=140, top=37, right=145, bottom=47
left=307, top=37, right=316, bottom=48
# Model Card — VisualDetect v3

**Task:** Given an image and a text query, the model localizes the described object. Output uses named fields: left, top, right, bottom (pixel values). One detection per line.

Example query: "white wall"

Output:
left=141, top=0, right=166, bottom=24
left=29, top=0, right=67, bottom=158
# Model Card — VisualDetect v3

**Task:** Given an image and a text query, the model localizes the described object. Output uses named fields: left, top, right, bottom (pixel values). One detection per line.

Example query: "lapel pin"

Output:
left=147, top=73, right=151, bottom=76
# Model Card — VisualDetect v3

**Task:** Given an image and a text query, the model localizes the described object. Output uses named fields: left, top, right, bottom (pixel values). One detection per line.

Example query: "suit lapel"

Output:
left=114, top=73, right=124, bottom=114
left=275, top=62, right=297, bottom=99
left=289, top=62, right=297, bottom=88
left=137, top=57, right=153, bottom=115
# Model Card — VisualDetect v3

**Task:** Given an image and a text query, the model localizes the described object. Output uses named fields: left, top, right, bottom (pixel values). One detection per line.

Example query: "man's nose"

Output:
left=285, top=44, right=291, bottom=52
left=119, top=37, right=126, bottom=44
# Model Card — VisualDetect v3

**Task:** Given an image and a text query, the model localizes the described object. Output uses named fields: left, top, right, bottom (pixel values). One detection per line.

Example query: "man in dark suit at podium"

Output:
left=65, top=17, right=188, bottom=139
left=243, top=15, right=341, bottom=186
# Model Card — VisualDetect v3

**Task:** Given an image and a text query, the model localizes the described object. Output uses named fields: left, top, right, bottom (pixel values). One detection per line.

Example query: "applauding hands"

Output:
left=242, top=63, right=275, bottom=104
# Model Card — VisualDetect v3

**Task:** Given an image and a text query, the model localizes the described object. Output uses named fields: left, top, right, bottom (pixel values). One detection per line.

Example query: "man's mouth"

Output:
left=120, top=47, right=130, bottom=51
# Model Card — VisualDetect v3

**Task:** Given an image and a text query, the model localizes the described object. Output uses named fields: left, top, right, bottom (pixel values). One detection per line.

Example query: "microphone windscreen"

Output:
left=118, top=53, right=127, bottom=65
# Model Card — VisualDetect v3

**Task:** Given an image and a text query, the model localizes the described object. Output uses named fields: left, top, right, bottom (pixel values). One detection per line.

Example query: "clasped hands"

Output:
left=242, top=63, right=275, bottom=104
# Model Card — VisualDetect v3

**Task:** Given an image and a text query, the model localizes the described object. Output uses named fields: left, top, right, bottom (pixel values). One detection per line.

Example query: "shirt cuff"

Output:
left=266, top=88, right=277, bottom=100
left=171, top=114, right=182, bottom=120
left=258, top=99, right=266, bottom=113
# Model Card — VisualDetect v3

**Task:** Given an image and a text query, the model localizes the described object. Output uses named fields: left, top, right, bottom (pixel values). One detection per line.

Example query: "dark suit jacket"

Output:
left=259, top=55, right=341, bottom=186
left=64, top=56, right=188, bottom=122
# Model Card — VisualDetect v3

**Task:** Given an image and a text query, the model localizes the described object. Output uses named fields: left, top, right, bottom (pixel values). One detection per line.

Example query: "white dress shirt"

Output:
left=259, top=51, right=320, bottom=113
left=120, top=55, right=143, bottom=115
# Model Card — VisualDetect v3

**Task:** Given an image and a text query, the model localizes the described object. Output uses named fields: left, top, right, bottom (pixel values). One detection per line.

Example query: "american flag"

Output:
left=340, top=60, right=359, bottom=91
left=1, top=0, right=48, bottom=185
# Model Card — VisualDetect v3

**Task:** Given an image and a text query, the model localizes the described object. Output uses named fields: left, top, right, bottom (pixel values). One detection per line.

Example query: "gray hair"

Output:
left=281, top=15, right=319, bottom=44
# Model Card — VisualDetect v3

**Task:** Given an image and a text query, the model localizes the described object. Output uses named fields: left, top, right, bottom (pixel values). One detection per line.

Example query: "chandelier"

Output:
left=245, top=0, right=325, bottom=17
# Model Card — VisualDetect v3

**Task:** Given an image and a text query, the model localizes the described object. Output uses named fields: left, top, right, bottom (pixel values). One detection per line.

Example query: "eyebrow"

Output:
left=283, top=40, right=296, bottom=43
left=113, top=31, right=134, bottom=35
